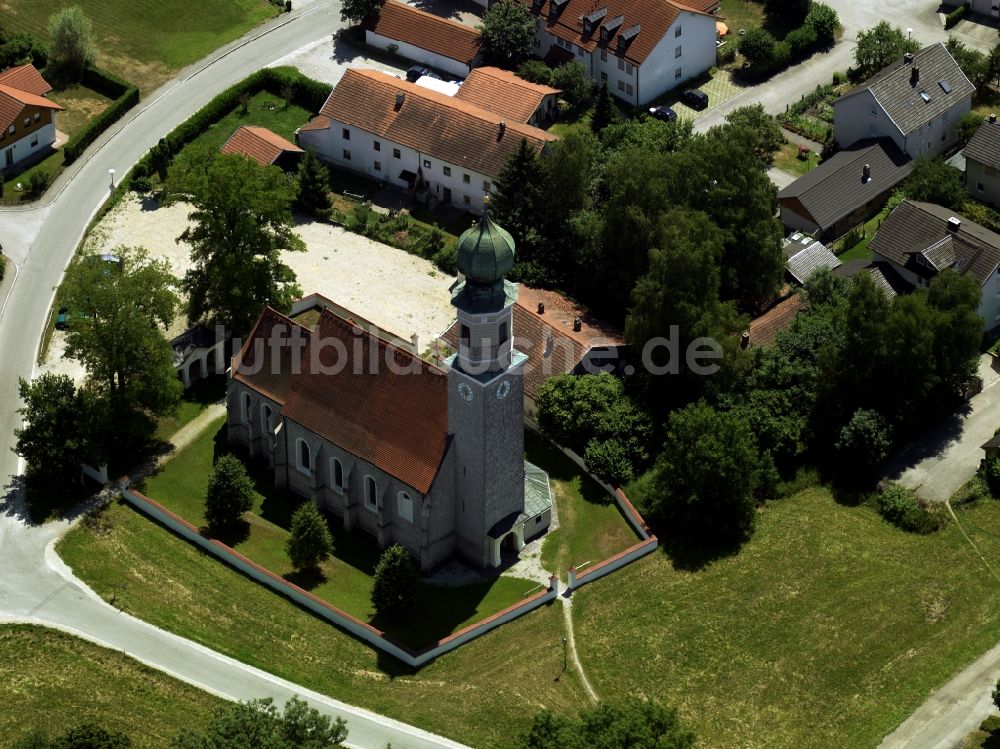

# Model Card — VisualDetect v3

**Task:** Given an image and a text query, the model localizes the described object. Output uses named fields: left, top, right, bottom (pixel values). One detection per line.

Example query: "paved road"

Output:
left=0, top=4, right=469, bottom=747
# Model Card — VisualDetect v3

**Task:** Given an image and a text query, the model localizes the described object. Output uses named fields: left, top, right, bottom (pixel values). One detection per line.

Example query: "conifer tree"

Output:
left=295, top=150, right=332, bottom=216
left=590, top=81, right=617, bottom=133
left=371, top=544, right=418, bottom=621
left=286, top=501, right=334, bottom=572
left=205, top=455, right=256, bottom=532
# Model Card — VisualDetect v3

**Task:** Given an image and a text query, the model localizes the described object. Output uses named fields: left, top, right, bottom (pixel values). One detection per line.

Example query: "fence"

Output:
left=119, top=483, right=558, bottom=667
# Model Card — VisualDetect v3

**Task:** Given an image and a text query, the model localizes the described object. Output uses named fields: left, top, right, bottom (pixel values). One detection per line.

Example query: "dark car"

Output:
left=648, top=105, right=677, bottom=122
left=406, top=65, right=430, bottom=82
left=680, top=88, right=709, bottom=110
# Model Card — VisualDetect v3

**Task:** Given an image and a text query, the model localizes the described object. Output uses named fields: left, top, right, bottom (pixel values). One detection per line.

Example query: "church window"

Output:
left=365, top=476, right=377, bottom=511
left=499, top=321, right=508, bottom=345
left=296, top=439, right=312, bottom=475
left=241, top=393, right=252, bottom=424
left=460, top=325, right=470, bottom=345
left=398, top=491, right=413, bottom=522
left=331, top=458, right=345, bottom=493
left=261, top=404, right=273, bottom=432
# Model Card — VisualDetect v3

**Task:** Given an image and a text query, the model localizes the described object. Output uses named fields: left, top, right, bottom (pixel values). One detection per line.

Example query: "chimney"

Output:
left=740, top=331, right=751, bottom=350
left=537, top=301, right=545, bottom=314
left=573, top=317, right=582, bottom=332
left=395, top=92, right=405, bottom=110
left=498, top=120, right=506, bottom=138
left=911, top=65, right=919, bottom=85
left=948, top=216, right=962, bottom=232
left=990, top=113, right=998, bottom=124
left=862, top=163, right=871, bottom=182
left=903, top=52, right=914, bottom=64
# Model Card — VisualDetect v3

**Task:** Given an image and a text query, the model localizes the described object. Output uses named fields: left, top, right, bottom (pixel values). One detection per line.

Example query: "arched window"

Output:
left=364, top=475, right=377, bottom=511
left=460, top=325, right=470, bottom=345
left=241, top=393, right=252, bottom=424
left=330, top=458, right=344, bottom=492
left=397, top=491, right=413, bottom=522
left=499, top=321, right=508, bottom=345
left=261, top=404, right=273, bottom=433
left=296, top=439, right=311, bottom=474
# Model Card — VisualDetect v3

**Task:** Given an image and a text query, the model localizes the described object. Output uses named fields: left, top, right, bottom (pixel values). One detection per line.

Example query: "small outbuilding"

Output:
left=220, top=125, right=304, bottom=169
left=365, top=0, right=481, bottom=79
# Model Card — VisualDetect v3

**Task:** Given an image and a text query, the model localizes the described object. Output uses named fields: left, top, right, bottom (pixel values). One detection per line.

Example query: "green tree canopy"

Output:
left=518, top=700, right=695, bottom=749
left=491, top=137, right=552, bottom=276
left=174, top=696, right=347, bottom=748
left=737, top=27, right=776, bottom=68
left=477, top=0, right=536, bottom=69
left=853, top=21, right=920, bottom=79
left=946, top=37, right=990, bottom=92
left=371, top=544, right=418, bottom=621
left=903, top=157, right=966, bottom=211
left=340, top=0, right=385, bottom=24
left=590, top=81, right=618, bottom=133
left=724, top=104, right=785, bottom=168
left=295, top=150, right=332, bottom=216
left=61, top=246, right=182, bottom=419
left=551, top=61, right=593, bottom=110
left=805, top=2, right=839, bottom=44
left=46, top=6, right=95, bottom=82
left=516, top=60, right=553, bottom=86
left=286, top=501, right=334, bottom=571
left=205, top=454, right=256, bottom=533
left=179, top=154, right=305, bottom=334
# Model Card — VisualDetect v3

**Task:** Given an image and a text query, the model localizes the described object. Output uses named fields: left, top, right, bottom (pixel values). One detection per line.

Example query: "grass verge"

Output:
left=0, top=624, right=220, bottom=747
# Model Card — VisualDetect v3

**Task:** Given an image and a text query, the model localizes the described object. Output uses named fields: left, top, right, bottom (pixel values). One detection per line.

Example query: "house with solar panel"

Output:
left=226, top=208, right=553, bottom=570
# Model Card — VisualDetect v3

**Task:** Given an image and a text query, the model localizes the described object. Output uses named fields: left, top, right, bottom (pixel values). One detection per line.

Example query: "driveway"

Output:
left=886, top=355, right=1000, bottom=501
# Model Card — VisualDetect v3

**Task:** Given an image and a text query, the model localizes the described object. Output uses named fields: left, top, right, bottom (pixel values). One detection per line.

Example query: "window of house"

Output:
left=297, top=439, right=312, bottom=475
left=33, top=112, right=40, bottom=122
left=483, top=180, right=491, bottom=191
left=7, top=125, right=14, bottom=135
left=374, top=160, right=381, bottom=171
left=241, top=393, right=252, bottom=424
left=871, top=106, right=877, bottom=116
left=393, top=147, right=401, bottom=158
left=374, top=140, right=381, bottom=151
left=463, top=195, right=471, bottom=205
left=463, top=173, right=470, bottom=184
left=331, top=458, right=344, bottom=492
left=675, top=46, right=682, bottom=58
left=423, top=159, right=431, bottom=169
left=342, top=128, right=350, bottom=140
left=978, top=182, right=985, bottom=192
left=601, top=50, right=607, bottom=62
left=397, top=491, right=413, bottom=522
left=24, top=117, right=30, bottom=127
left=618, top=80, right=625, bottom=91
left=261, top=404, right=273, bottom=432
left=626, top=83, right=634, bottom=96
left=601, top=71, right=608, bottom=81
left=626, top=62, right=633, bottom=75
left=365, top=475, right=377, bottom=511
left=443, top=166, right=451, bottom=176
left=30, top=133, right=38, bottom=147
left=675, top=25, right=682, bottom=37
left=577, top=46, right=584, bottom=57
left=675, top=67, right=682, bottom=79
left=618, top=58, right=625, bottom=71
left=343, top=149, right=351, bottom=160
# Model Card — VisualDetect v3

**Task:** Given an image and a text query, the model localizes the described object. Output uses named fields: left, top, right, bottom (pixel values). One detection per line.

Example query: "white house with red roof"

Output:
left=521, top=0, right=720, bottom=105
left=0, top=64, right=63, bottom=171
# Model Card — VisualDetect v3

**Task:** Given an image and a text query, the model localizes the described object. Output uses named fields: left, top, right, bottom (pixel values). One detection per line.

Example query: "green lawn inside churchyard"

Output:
left=0, top=624, right=220, bottom=747
left=154, top=374, right=227, bottom=442
left=3, top=0, right=278, bottom=94
left=137, top=415, right=541, bottom=648
left=59, top=479, right=1000, bottom=748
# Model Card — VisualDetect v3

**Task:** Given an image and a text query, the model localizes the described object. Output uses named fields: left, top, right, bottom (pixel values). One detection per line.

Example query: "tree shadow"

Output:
left=283, top=566, right=328, bottom=591
left=881, top=405, right=970, bottom=479
left=206, top=518, right=250, bottom=547
left=654, top=522, right=745, bottom=572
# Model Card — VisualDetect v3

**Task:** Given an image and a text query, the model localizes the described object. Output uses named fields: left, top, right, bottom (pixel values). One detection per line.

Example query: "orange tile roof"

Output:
left=0, top=83, right=63, bottom=133
left=232, top=307, right=312, bottom=405
left=300, top=114, right=330, bottom=132
left=281, top=308, right=450, bottom=494
left=454, top=67, right=560, bottom=123
left=747, top=294, right=806, bottom=347
left=320, top=68, right=556, bottom=179
left=522, top=0, right=716, bottom=66
left=220, top=125, right=303, bottom=166
left=0, top=64, right=53, bottom=96
left=516, top=286, right=623, bottom=347
left=366, top=0, right=480, bottom=65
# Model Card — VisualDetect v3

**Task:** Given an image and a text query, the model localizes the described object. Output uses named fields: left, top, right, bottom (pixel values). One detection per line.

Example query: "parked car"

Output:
left=680, top=88, right=709, bottom=110
left=648, top=105, right=677, bottom=122
left=406, top=65, right=430, bottom=82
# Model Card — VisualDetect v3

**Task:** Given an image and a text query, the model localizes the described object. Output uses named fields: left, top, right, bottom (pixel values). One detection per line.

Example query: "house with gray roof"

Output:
left=963, top=115, right=1000, bottom=209
left=783, top=234, right=841, bottom=284
left=833, top=43, right=975, bottom=158
left=777, top=138, right=912, bottom=239
left=870, top=199, right=1000, bottom=328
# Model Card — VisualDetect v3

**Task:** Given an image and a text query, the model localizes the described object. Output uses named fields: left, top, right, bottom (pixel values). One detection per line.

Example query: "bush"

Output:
left=772, top=40, right=792, bottom=70
left=945, top=3, right=967, bottom=29
left=738, top=27, right=776, bottom=68
left=129, top=174, right=153, bottom=193
left=551, top=61, right=593, bottom=109
left=806, top=1, right=839, bottom=43
left=371, top=544, right=418, bottom=621
left=204, top=454, right=256, bottom=532
left=983, top=456, right=1000, bottom=496
left=25, top=169, right=51, bottom=196
left=584, top=437, right=634, bottom=485
left=716, top=41, right=737, bottom=66
left=958, top=111, right=983, bottom=144
left=874, top=482, right=947, bottom=533
left=517, top=60, right=553, bottom=86
left=785, top=24, right=817, bottom=60
left=832, top=70, right=847, bottom=85
left=286, top=501, right=334, bottom=571
left=63, top=66, right=139, bottom=165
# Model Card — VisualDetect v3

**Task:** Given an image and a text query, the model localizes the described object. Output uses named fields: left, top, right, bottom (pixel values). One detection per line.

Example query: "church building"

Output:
left=226, top=210, right=552, bottom=570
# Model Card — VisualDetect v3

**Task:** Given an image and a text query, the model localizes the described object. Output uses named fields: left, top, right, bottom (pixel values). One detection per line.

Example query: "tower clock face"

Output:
left=496, top=380, right=511, bottom=400
left=458, top=382, right=474, bottom=402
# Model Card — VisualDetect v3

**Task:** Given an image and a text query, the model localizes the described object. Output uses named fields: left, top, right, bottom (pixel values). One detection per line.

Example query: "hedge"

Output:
left=945, top=4, right=967, bottom=29
left=63, top=66, right=140, bottom=165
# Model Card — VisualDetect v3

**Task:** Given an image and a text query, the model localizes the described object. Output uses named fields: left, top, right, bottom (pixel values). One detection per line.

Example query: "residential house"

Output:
left=833, top=43, right=975, bottom=158
left=0, top=64, right=63, bottom=172
left=297, top=68, right=557, bottom=215
left=227, top=211, right=553, bottom=570
left=963, top=115, right=1000, bottom=209
left=519, top=0, right=719, bottom=106
left=454, top=67, right=561, bottom=127
left=439, top=285, right=626, bottom=421
left=220, top=125, right=304, bottom=169
left=777, top=138, right=913, bottom=240
left=365, top=0, right=481, bottom=79
left=870, top=199, right=1000, bottom=329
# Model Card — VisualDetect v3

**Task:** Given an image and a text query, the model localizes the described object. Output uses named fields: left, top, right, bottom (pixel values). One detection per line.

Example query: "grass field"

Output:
left=154, top=375, right=227, bottom=442
left=138, top=416, right=541, bottom=647
left=0, top=624, right=220, bottom=747
left=773, top=140, right=821, bottom=176
left=4, top=0, right=278, bottom=93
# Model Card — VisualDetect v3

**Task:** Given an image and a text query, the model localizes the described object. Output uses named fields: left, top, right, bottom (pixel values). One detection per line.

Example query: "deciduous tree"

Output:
left=174, top=696, right=347, bottom=748
left=179, top=154, right=304, bottom=334
left=518, top=700, right=695, bottom=749
left=371, top=544, right=418, bottom=621
left=551, top=61, right=592, bottom=109
left=46, top=6, right=95, bottom=82
left=286, top=501, right=334, bottom=571
left=853, top=21, right=919, bottom=80
left=340, top=0, right=385, bottom=25
left=477, top=0, right=535, bottom=69
left=724, top=104, right=785, bottom=167
left=904, top=157, right=966, bottom=211
left=738, top=27, right=776, bottom=69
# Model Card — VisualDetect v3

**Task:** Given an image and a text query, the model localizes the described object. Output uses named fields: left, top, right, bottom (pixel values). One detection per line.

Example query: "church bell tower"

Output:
left=445, top=203, right=527, bottom=567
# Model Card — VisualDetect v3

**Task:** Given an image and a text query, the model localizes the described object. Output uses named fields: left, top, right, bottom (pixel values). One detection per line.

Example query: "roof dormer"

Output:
left=601, top=14, right=623, bottom=42
left=548, top=0, right=569, bottom=21
left=617, top=23, right=640, bottom=51
left=582, top=7, right=608, bottom=35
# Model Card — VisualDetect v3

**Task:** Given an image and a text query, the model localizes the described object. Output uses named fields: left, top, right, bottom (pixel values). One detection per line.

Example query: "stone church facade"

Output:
left=226, top=211, right=552, bottom=570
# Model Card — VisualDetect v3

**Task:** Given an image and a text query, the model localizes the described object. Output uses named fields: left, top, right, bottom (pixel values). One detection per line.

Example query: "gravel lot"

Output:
left=268, top=36, right=404, bottom=88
